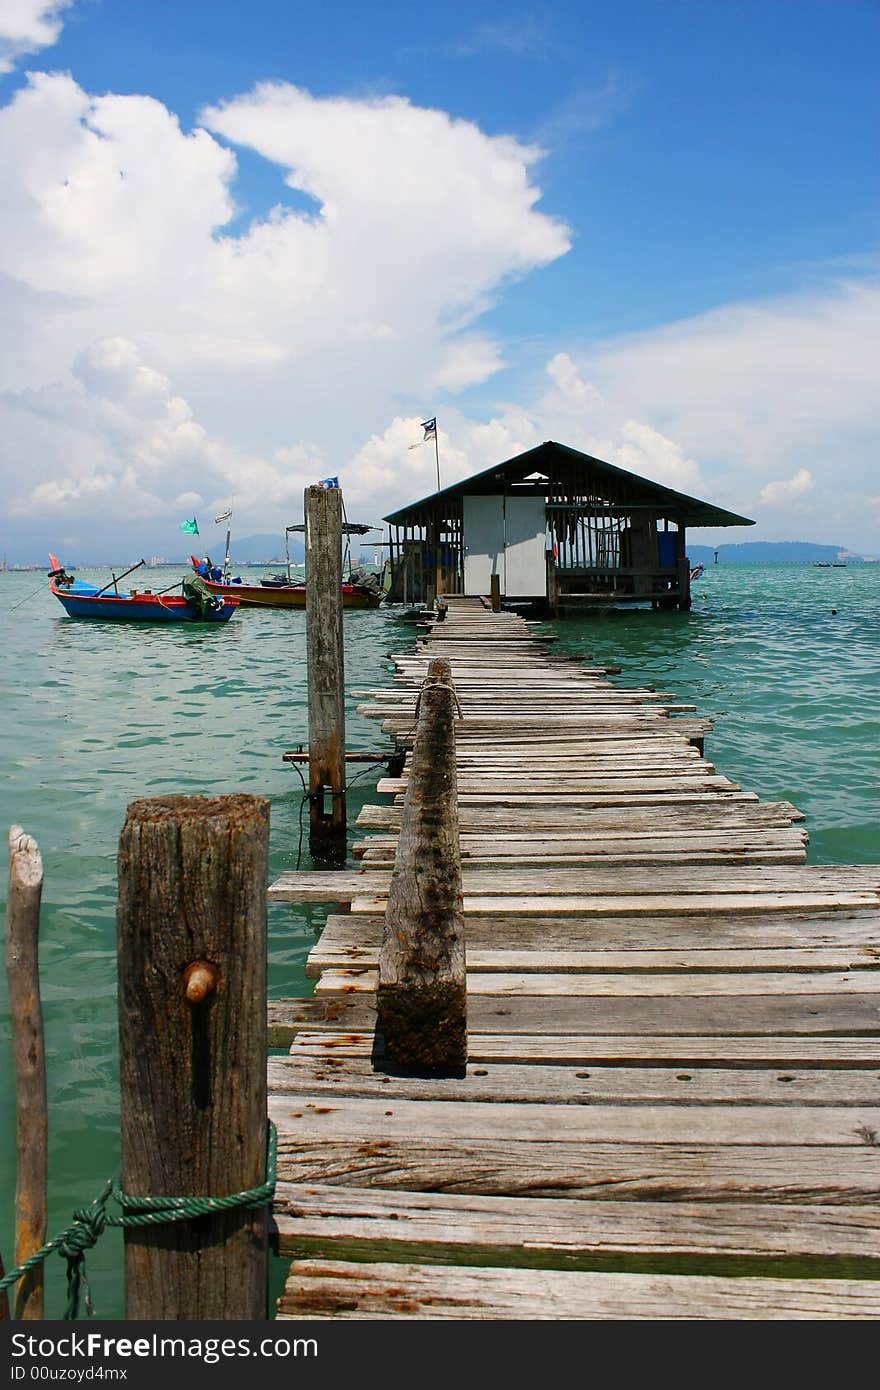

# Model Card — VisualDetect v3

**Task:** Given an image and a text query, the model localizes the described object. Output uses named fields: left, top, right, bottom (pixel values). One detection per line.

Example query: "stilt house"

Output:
left=383, top=441, right=753, bottom=612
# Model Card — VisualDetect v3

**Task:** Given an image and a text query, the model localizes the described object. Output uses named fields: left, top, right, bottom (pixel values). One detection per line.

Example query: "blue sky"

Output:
left=1, top=0, right=878, bottom=559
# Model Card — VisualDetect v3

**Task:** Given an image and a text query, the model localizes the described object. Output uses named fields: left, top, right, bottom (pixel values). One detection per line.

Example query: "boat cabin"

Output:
left=383, top=441, right=754, bottom=612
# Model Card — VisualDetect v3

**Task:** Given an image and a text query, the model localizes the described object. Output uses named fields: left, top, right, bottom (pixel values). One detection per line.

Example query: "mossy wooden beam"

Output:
left=377, top=657, right=467, bottom=1072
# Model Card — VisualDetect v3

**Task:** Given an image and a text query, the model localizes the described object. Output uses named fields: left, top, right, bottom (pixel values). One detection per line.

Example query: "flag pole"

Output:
left=223, top=501, right=233, bottom=582
left=434, top=421, right=441, bottom=493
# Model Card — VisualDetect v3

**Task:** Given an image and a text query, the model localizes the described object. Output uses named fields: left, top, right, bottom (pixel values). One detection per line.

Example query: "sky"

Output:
left=1, top=0, right=878, bottom=562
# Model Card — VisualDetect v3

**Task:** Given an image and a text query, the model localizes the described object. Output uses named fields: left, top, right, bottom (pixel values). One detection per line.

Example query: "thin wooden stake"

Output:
left=5, top=826, right=47, bottom=1321
left=116, top=794, right=269, bottom=1320
left=304, top=484, right=347, bottom=864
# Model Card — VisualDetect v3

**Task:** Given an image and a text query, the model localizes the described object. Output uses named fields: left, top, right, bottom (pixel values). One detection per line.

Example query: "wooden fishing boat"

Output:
left=192, top=516, right=386, bottom=609
left=189, top=560, right=381, bottom=609
left=48, top=555, right=238, bottom=623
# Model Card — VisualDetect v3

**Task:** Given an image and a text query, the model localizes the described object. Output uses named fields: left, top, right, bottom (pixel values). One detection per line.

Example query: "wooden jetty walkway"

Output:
left=267, top=596, right=880, bottom=1320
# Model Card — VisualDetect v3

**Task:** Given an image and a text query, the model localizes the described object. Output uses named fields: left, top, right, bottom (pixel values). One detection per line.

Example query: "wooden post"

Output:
left=676, top=520, right=691, bottom=610
left=5, top=827, right=47, bottom=1321
left=545, top=547, right=558, bottom=616
left=490, top=573, right=501, bottom=612
left=304, top=484, right=347, bottom=864
left=432, top=510, right=443, bottom=598
left=377, top=657, right=467, bottom=1072
left=116, top=794, right=269, bottom=1320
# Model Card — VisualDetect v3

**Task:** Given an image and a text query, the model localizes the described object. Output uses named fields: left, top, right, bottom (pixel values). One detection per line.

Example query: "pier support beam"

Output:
left=5, top=827, right=46, bottom=1321
left=117, top=794, right=269, bottom=1320
left=677, top=519, right=692, bottom=610
left=305, top=483, right=347, bottom=864
left=377, top=656, right=467, bottom=1072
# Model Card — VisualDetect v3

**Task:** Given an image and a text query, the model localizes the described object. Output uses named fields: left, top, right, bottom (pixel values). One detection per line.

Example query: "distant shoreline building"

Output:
left=383, top=440, right=754, bottom=612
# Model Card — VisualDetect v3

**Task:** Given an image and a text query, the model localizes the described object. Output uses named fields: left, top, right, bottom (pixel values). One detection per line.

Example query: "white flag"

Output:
left=214, top=509, right=232, bottom=524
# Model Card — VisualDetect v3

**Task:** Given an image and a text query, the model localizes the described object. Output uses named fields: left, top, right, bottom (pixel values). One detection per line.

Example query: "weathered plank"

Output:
left=350, top=892, right=880, bottom=917
left=277, top=1260, right=880, bottom=1319
left=272, top=862, right=880, bottom=902
left=308, top=909, right=880, bottom=952
left=267, top=991, right=880, bottom=1042
left=355, top=801, right=807, bottom=828
left=307, top=943, right=878, bottom=978
left=268, top=1056, right=880, bottom=1106
left=360, top=847, right=808, bottom=867
left=272, top=1185, right=880, bottom=1275
left=271, top=1139, right=880, bottom=1202
left=287, top=1029, right=880, bottom=1067
left=315, top=967, right=880, bottom=999
left=269, top=1093, right=880, bottom=1147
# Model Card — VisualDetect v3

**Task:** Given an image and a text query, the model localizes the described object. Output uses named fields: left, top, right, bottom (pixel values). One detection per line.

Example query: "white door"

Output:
left=463, top=494, right=547, bottom=597
left=463, top=495, right=504, bottom=595
left=503, top=495, right=547, bottom=597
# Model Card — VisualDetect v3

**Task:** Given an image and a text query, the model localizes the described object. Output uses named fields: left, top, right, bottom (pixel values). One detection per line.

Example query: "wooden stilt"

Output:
left=305, top=484, right=347, bottom=864
left=117, top=794, right=269, bottom=1319
left=5, top=826, right=46, bottom=1321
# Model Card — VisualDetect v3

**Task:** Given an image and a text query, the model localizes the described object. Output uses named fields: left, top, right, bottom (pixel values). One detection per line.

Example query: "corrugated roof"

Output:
left=383, top=440, right=754, bottom=528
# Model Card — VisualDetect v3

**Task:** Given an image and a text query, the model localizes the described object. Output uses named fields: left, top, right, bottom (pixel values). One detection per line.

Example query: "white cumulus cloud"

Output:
left=0, top=73, right=570, bottom=554
left=534, top=280, right=880, bottom=545
left=2, top=62, right=878, bottom=558
left=0, top=0, right=71, bottom=74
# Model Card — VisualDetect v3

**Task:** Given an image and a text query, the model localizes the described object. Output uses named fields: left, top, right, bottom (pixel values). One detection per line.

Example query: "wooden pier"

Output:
left=267, top=597, right=880, bottom=1320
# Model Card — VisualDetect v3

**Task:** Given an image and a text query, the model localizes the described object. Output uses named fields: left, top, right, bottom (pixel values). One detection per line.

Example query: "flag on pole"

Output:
left=408, top=418, right=437, bottom=449
left=214, top=509, right=232, bottom=523
left=315, top=476, right=339, bottom=489
left=179, top=518, right=199, bottom=535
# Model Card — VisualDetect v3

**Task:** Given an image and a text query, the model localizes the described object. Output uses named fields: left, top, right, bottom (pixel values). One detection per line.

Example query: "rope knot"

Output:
left=58, top=1182, right=112, bottom=1261
left=58, top=1182, right=112, bottom=1319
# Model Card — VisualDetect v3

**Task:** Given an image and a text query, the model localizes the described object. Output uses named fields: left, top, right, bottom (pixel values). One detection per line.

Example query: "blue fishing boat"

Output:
left=47, top=555, right=238, bottom=623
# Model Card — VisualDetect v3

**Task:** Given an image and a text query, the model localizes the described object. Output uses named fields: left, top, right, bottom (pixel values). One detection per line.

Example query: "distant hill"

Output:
left=220, top=531, right=384, bottom=565
left=688, top=541, right=863, bottom=564
left=205, top=532, right=305, bottom=564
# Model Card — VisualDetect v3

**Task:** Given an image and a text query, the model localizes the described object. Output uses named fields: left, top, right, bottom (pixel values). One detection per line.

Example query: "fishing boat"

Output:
left=190, top=559, right=382, bottom=609
left=190, top=519, right=385, bottom=609
left=48, top=556, right=238, bottom=623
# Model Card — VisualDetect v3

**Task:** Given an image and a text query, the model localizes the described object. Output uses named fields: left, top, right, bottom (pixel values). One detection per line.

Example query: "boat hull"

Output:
left=47, top=556, right=238, bottom=622
left=194, top=575, right=381, bottom=609
left=51, top=590, right=237, bottom=621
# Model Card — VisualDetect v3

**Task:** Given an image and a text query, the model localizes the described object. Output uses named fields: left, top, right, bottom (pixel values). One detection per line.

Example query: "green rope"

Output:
left=0, top=1121, right=277, bottom=1319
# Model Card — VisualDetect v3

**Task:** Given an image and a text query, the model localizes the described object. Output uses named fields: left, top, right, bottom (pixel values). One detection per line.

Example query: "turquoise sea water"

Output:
left=1, top=560, right=878, bottom=1317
